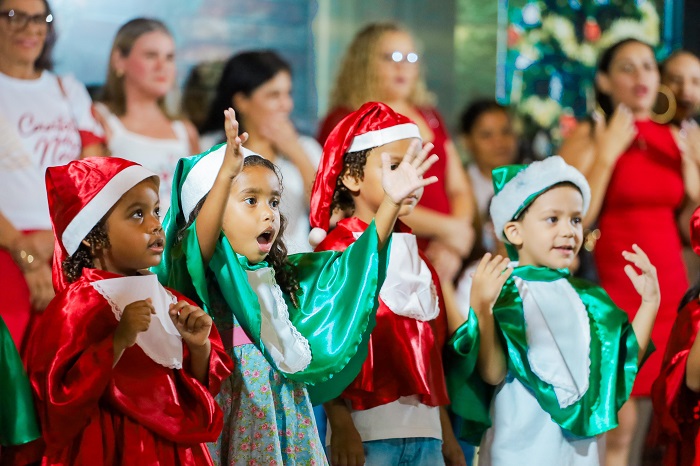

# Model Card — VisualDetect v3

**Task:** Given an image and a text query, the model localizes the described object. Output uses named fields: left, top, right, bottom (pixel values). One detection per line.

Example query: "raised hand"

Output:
left=381, top=140, right=439, bottom=205
left=470, top=253, right=512, bottom=315
left=622, top=244, right=660, bottom=306
left=115, top=299, right=155, bottom=348
left=221, top=108, right=249, bottom=180
left=169, top=301, right=213, bottom=348
left=679, top=120, right=700, bottom=164
left=593, top=104, right=637, bottom=167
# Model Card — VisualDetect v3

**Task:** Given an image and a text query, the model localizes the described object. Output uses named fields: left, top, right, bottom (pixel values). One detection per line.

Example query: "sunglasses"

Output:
left=381, top=51, right=419, bottom=64
left=0, top=9, right=53, bottom=30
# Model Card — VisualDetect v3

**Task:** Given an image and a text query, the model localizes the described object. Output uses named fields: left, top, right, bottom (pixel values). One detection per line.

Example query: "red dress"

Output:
left=318, top=106, right=452, bottom=250
left=652, top=299, right=700, bottom=466
left=315, top=217, right=450, bottom=409
left=27, top=268, right=234, bottom=465
left=594, top=119, right=688, bottom=397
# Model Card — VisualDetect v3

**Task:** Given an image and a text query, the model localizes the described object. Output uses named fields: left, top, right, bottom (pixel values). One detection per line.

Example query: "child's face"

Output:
left=100, top=178, right=164, bottom=275
left=222, top=165, right=281, bottom=264
left=343, top=138, right=421, bottom=222
left=505, top=185, right=583, bottom=269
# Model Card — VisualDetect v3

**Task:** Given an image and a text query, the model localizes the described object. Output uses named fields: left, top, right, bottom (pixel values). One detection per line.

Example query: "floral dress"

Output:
left=208, top=318, right=327, bottom=466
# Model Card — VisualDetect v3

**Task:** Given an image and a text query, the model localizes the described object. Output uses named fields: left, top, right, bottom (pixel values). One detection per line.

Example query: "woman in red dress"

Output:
left=560, top=38, right=700, bottom=466
left=317, top=22, right=475, bottom=286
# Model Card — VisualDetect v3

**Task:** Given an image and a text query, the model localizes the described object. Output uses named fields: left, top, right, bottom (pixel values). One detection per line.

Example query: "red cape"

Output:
left=27, top=268, right=233, bottom=465
left=652, top=299, right=700, bottom=466
left=316, top=217, right=450, bottom=409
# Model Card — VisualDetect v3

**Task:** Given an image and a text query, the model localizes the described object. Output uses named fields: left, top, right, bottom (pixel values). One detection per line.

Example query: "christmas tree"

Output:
left=501, top=0, right=664, bottom=158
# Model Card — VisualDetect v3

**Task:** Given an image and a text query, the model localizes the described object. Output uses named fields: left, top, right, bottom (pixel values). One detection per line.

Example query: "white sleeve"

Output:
left=59, top=74, right=104, bottom=138
left=298, top=134, right=323, bottom=170
left=454, top=263, right=477, bottom=320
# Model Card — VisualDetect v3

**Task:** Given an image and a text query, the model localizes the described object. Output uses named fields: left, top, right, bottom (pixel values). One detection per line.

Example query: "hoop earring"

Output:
left=650, top=84, right=677, bottom=125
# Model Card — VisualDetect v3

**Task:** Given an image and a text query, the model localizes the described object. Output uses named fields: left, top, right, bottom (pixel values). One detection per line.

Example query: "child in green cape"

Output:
left=448, top=155, right=659, bottom=466
left=157, top=109, right=438, bottom=464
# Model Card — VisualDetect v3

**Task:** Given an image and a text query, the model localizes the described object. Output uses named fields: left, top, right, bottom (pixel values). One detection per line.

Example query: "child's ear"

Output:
left=503, top=221, right=523, bottom=247
left=340, top=173, right=361, bottom=194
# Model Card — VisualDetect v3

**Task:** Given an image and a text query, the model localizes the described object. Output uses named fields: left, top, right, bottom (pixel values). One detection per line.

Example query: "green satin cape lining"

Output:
left=0, top=318, right=41, bottom=445
left=447, top=265, right=640, bottom=441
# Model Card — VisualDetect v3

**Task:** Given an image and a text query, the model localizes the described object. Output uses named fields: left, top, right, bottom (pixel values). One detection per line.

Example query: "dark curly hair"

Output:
left=329, top=148, right=371, bottom=216
left=62, top=222, right=110, bottom=283
left=178, top=155, right=301, bottom=307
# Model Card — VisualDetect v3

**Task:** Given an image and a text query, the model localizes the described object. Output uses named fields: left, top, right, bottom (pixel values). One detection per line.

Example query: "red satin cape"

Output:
left=315, top=217, right=450, bottom=410
left=26, top=268, right=233, bottom=465
left=652, top=299, right=700, bottom=466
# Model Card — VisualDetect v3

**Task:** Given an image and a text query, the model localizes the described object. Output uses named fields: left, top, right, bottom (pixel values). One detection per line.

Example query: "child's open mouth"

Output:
left=148, top=237, right=165, bottom=253
left=257, top=229, right=274, bottom=253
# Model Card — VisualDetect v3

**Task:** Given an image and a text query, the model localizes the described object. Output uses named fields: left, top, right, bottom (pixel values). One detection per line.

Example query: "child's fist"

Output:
left=169, top=301, right=213, bottom=348
left=115, top=298, right=155, bottom=348
left=470, top=253, right=512, bottom=315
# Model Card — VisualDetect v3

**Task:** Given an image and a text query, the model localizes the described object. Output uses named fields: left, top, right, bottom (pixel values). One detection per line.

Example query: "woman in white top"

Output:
left=96, top=18, right=199, bottom=214
left=0, top=0, right=105, bottom=353
left=199, top=50, right=321, bottom=254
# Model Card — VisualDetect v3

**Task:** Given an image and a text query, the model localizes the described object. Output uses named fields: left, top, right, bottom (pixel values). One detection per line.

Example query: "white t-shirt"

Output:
left=468, top=163, right=494, bottom=218
left=326, top=396, right=442, bottom=445
left=0, top=71, right=103, bottom=230
left=94, top=103, right=191, bottom=214
left=200, top=132, right=322, bottom=254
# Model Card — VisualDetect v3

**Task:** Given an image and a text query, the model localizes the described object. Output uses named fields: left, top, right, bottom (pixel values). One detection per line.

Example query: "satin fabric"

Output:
left=157, top=152, right=388, bottom=407
left=161, top=218, right=386, bottom=407
left=0, top=316, right=40, bottom=446
left=445, top=307, right=493, bottom=445
left=26, top=268, right=233, bottom=466
left=652, top=299, right=700, bottom=466
left=315, top=217, right=450, bottom=410
left=448, top=266, right=640, bottom=441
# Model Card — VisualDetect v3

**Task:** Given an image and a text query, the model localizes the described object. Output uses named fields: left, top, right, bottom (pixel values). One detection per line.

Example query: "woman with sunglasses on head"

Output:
left=0, top=0, right=105, bottom=358
left=559, top=38, right=700, bottom=466
left=318, top=22, right=476, bottom=290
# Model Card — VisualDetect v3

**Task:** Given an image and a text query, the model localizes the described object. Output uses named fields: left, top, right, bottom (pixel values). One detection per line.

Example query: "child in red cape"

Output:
left=653, top=205, right=700, bottom=466
left=27, top=157, right=232, bottom=465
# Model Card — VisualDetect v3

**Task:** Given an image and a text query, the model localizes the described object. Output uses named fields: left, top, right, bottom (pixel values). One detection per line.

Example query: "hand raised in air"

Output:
left=381, top=140, right=439, bottom=205
left=221, top=107, right=249, bottom=180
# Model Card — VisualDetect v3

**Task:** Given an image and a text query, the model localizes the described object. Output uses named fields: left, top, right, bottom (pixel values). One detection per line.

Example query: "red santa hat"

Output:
left=309, top=101, right=421, bottom=246
left=46, top=157, right=157, bottom=291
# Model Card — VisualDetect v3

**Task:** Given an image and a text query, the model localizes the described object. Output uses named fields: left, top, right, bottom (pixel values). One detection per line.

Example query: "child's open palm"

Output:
left=222, top=107, right=249, bottom=179
left=381, top=140, right=439, bottom=204
left=623, top=244, right=660, bottom=306
left=169, top=301, right=213, bottom=348
left=470, top=253, right=512, bottom=315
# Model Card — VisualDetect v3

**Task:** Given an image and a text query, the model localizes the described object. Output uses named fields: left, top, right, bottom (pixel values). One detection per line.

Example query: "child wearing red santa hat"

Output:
left=311, top=101, right=472, bottom=466
left=653, top=205, right=700, bottom=466
left=26, top=157, right=232, bottom=465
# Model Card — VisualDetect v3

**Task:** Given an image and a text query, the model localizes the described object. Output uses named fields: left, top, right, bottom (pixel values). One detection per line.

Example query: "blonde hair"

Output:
left=101, top=18, right=174, bottom=118
left=329, top=21, right=432, bottom=110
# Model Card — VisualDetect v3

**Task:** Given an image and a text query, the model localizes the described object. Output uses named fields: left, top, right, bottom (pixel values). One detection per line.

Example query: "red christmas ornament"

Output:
left=507, top=25, right=522, bottom=47
left=584, top=18, right=601, bottom=42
